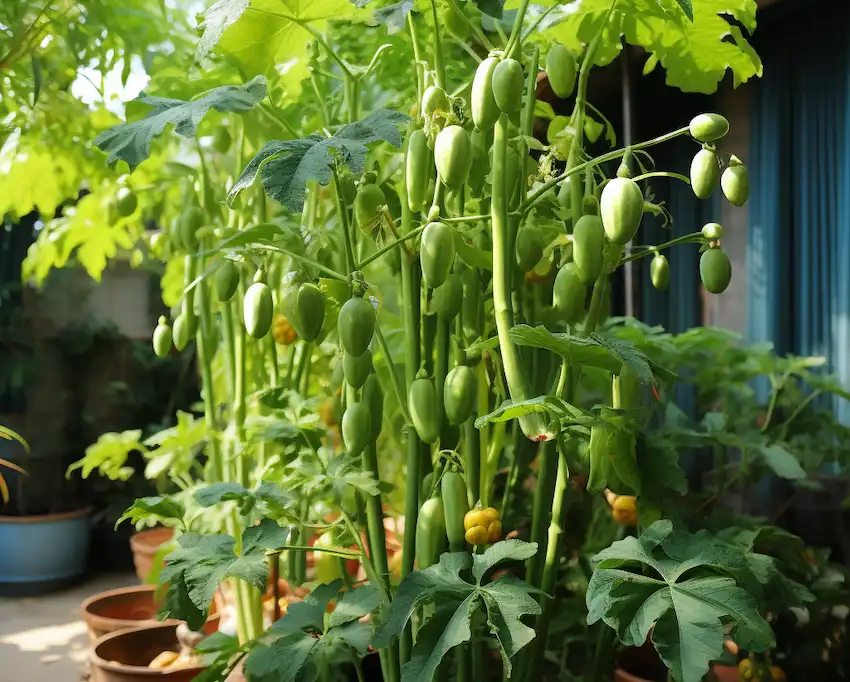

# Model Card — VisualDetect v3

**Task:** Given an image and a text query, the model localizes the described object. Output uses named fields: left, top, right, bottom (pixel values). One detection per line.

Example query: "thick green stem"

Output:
left=527, top=437, right=571, bottom=681
left=331, top=166, right=357, bottom=276
left=429, top=0, right=446, bottom=88
left=491, top=113, right=548, bottom=441
left=504, top=0, right=531, bottom=58
left=407, top=12, right=424, bottom=104
left=398, top=172, right=423, bottom=668
left=374, top=321, right=412, bottom=425
left=464, top=419, right=480, bottom=507
left=434, top=319, right=450, bottom=434
left=525, top=442, right=553, bottom=586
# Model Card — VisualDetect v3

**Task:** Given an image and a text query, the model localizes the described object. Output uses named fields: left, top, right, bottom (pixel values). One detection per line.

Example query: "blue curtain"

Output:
left=748, top=4, right=850, bottom=424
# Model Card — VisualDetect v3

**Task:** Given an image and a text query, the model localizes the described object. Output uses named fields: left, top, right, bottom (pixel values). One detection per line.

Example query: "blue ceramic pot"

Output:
left=0, top=507, right=91, bottom=596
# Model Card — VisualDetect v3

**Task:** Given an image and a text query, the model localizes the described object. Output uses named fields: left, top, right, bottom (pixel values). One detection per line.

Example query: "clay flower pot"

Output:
left=82, top=584, right=220, bottom=642
left=130, top=528, right=175, bottom=583
left=90, top=623, right=205, bottom=682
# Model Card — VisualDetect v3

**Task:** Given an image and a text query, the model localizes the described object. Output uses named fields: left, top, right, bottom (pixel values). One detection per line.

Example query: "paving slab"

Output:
left=0, top=574, right=137, bottom=682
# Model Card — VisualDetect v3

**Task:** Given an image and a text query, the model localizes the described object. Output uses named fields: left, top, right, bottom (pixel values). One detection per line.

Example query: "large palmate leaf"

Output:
left=509, top=324, right=657, bottom=383
left=193, top=481, right=298, bottom=520
left=373, top=541, right=541, bottom=682
left=228, top=109, right=408, bottom=211
left=513, top=0, right=760, bottom=95
left=200, top=0, right=362, bottom=95
left=159, top=518, right=290, bottom=629
left=587, top=521, right=775, bottom=682
left=245, top=582, right=381, bottom=682
left=94, top=76, right=267, bottom=169
left=22, top=192, right=142, bottom=285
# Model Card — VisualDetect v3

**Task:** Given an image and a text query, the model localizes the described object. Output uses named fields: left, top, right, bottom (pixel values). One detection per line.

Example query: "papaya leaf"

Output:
left=117, top=496, right=186, bottom=530
left=228, top=109, right=409, bottom=211
left=245, top=582, right=381, bottom=682
left=159, top=519, right=290, bottom=627
left=509, top=325, right=656, bottom=383
left=94, top=76, right=267, bottom=169
left=474, top=395, right=592, bottom=429
left=518, top=0, right=760, bottom=95
left=587, top=521, right=775, bottom=682
left=373, top=1, right=416, bottom=30
left=754, top=443, right=806, bottom=481
left=193, top=481, right=296, bottom=519
left=673, top=0, right=694, bottom=21
left=204, top=0, right=361, bottom=94
left=373, top=544, right=540, bottom=682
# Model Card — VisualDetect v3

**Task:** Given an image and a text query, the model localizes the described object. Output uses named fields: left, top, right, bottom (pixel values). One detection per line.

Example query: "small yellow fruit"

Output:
left=481, top=507, right=500, bottom=524
left=149, top=651, right=180, bottom=670
left=611, top=496, right=637, bottom=526
left=465, top=525, right=490, bottom=546
left=272, top=314, right=297, bottom=345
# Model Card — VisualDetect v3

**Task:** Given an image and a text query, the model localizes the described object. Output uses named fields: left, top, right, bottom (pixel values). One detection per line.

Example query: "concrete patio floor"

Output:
left=0, top=573, right=136, bottom=682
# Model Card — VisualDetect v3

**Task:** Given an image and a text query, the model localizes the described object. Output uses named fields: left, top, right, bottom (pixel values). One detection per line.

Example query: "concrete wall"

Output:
left=704, top=83, right=751, bottom=335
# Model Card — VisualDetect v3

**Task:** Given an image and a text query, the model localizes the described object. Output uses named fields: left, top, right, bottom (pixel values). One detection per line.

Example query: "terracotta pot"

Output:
left=81, top=584, right=220, bottom=642
left=130, top=528, right=175, bottom=583
left=90, top=623, right=205, bottom=682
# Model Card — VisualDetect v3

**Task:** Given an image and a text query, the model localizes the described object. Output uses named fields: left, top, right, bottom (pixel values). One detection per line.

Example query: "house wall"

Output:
left=705, top=83, right=751, bottom=334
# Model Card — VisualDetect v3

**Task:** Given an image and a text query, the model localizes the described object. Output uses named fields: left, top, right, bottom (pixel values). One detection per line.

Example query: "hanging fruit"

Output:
left=152, top=316, right=172, bottom=358
left=243, top=271, right=274, bottom=339
left=338, top=297, right=375, bottom=356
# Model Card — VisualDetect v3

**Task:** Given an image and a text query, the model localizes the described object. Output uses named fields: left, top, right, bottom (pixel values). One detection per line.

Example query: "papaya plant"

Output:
left=47, top=0, right=826, bottom=681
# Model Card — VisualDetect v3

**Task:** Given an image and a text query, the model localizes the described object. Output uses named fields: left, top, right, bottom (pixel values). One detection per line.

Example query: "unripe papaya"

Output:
left=553, top=263, right=587, bottom=324
left=416, top=497, right=445, bottom=569
left=215, top=260, right=239, bottom=302
left=444, top=365, right=476, bottom=425
left=342, top=402, right=371, bottom=456
left=338, top=297, right=375, bottom=356
left=441, top=470, right=470, bottom=547
left=355, top=183, right=385, bottom=233
left=721, top=156, right=749, bottom=207
left=601, top=178, right=644, bottom=245
left=650, top=253, right=670, bottom=291
left=361, top=373, right=384, bottom=442
left=180, top=206, right=204, bottom=252
left=492, top=58, right=524, bottom=113
left=700, top=247, right=732, bottom=294
left=296, top=283, right=325, bottom=342
left=433, top=273, right=463, bottom=321
left=689, top=113, right=729, bottom=142
left=690, top=148, right=720, bottom=200
left=434, top=125, right=473, bottom=189
left=172, top=314, right=190, bottom=351
left=409, top=377, right=440, bottom=444
left=152, top=316, right=172, bottom=358
left=572, top=215, right=604, bottom=285
left=343, top=350, right=373, bottom=389
left=515, top=227, right=543, bottom=272
left=406, top=129, right=433, bottom=212
left=471, top=57, right=500, bottom=131
left=244, top=278, right=273, bottom=339
left=420, top=221, right=455, bottom=288
left=546, top=43, right=577, bottom=98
